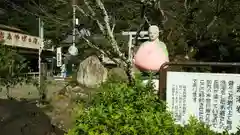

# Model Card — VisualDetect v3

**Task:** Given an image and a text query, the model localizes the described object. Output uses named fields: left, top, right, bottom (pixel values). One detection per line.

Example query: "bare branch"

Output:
left=154, top=1, right=168, bottom=24
left=184, top=0, right=188, bottom=11
left=75, top=5, right=105, bottom=33
left=160, top=10, right=168, bottom=24
left=82, top=37, right=107, bottom=55
left=30, top=0, right=66, bottom=21
left=83, top=0, right=105, bottom=33
left=135, top=19, right=147, bottom=48
left=5, top=0, right=69, bottom=26
left=75, top=5, right=87, bottom=15
left=167, top=28, right=173, bottom=40
left=82, top=37, right=122, bottom=66
left=95, top=0, right=126, bottom=61
left=207, top=16, right=217, bottom=31
left=111, top=16, right=116, bottom=33
left=197, top=15, right=217, bottom=41
left=76, top=28, right=107, bottom=55
left=144, top=15, right=150, bottom=26
left=111, top=24, right=115, bottom=33
left=76, top=0, right=128, bottom=69
left=83, top=0, right=96, bottom=16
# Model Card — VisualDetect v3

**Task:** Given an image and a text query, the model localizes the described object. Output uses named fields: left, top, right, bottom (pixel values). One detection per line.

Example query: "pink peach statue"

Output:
left=134, top=25, right=169, bottom=72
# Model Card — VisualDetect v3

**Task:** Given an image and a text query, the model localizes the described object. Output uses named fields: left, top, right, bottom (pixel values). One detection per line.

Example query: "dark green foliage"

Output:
left=67, top=76, right=173, bottom=135
left=159, top=0, right=240, bottom=64
left=0, top=42, right=29, bottom=97
left=67, top=75, right=238, bottom=135
left=2, top=0, right=240, bottom=66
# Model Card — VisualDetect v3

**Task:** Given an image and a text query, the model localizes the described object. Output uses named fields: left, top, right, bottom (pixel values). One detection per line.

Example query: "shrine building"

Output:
left=0, top=24, right=54, bottom=73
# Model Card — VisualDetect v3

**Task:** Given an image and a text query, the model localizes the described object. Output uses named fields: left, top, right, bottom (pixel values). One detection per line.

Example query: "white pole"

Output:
left=128, top=34, right=133, bottom=63
left=72, top=0, right=76, bottom=48
left=38, top=18, right=44, bottom=90
left=38, top=18, right=41, bottom=89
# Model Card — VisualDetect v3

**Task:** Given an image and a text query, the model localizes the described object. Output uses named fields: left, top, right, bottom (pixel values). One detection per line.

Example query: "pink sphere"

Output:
left=133, top=41, right=169, bottom=72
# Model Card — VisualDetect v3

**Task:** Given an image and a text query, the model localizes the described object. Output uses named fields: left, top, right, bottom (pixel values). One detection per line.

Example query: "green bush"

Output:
left=0, top=43, right=29, bottom=98
left=67, top=75, right=235, bottom=135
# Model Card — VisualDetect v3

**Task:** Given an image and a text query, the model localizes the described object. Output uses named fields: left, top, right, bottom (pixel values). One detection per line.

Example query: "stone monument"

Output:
left=77, top=56, right=108, bottom=88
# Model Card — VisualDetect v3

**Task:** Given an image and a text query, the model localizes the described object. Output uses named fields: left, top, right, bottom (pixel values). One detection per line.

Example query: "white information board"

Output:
left=167, top=72, right=240, bottom=133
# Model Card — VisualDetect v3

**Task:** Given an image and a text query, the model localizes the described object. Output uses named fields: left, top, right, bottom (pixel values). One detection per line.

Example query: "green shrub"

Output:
left=67, top=75, right=235, bottom=135
left=0, top=43, right=29, bottom=98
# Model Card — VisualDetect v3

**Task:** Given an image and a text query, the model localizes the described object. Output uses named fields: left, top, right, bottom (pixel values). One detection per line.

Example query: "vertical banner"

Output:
left=56, top=47, right=62, bottom=67
left=167, top=72, right=240, bottom=133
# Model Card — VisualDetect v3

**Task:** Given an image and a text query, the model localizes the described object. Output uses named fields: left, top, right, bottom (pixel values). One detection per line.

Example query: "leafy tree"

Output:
left=0, top=42, right=29, bottom=98
left=27, top=0, right=73, bottom=45
left=3, top=0, right=240, bottom=75
left=0, top=0, right=39, bottom=36
left=0, top=0, right=72, bottom=46
left=69, top=0, right=148, bottom=83
left=138, top=0, right=240, bottom=73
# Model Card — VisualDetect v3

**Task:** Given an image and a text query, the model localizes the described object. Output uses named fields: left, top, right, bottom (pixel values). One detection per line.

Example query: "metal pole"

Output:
left=72, top=0, right=76, bottom=48
left=38, top=18, right=41, bottom=90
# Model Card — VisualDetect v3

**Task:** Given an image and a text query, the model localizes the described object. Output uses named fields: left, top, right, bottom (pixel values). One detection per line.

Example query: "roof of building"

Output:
left=0, top=24, right=24, bottom=33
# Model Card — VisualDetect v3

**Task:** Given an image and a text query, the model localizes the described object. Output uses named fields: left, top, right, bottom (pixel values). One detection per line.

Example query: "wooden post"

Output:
left=158, top=68, right=167, bottom=100
left=39, top=63, right=47, bottom=102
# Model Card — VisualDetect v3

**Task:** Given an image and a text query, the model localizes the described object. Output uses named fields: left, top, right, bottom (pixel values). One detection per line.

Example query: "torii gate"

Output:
left=121, top=31, right=149, bottom=63
left=101, top=31, right=149, bottom=66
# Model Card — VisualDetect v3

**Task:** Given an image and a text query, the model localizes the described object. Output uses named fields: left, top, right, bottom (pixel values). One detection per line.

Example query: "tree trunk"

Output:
left=125, top=62, right=135, bottom=85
